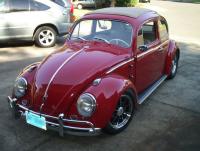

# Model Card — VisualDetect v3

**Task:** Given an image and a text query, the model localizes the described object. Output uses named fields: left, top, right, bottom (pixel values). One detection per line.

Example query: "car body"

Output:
left=72, top=0, right=109, bottom=9
left=140, top=0, right=150, bottom=3
left=50, top=0, right=74, bottom=15
left=8, top=7, right=180, bottom=136
left=73, top=0, right=95, bottom=9
left=0, top=0, right=73, bottom=47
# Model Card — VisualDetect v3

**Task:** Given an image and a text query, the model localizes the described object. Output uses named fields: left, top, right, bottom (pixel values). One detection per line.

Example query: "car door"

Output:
left=135, top=19, right=163, bottom=93
left=4, top=0, right=32, bottom=39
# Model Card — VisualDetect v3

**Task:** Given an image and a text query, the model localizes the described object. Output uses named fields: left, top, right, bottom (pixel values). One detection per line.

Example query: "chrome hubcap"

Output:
left=117, top=107, right=124, bottom=116
left=110, top=95, right=133, bottom=129
left=39, top=30, right=55, bottom=46
left=172, top=57, right=177, bottom=75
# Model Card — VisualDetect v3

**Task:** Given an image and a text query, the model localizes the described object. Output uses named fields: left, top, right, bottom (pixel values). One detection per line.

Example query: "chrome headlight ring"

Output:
left=77, top=93, right=96, bottom=117
left=13, top=77, right=27, bottom=98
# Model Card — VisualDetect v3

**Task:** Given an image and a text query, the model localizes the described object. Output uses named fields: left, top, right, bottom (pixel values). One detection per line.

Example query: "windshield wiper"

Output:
left=72, top=36, right=86, bottom=41
left=93, top=37, right=109, bottom=44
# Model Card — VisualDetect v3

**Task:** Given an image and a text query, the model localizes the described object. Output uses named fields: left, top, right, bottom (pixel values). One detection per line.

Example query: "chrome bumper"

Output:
left=7, top=96, right=101, bottom=136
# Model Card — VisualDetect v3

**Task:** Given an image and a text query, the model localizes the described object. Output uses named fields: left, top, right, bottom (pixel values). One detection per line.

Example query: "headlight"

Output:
left=77, top=93, right=96, bottom=117
left=14, top=77, right=27, bottom=98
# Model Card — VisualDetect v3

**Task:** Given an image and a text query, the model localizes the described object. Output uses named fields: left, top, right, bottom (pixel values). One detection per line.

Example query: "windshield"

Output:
left=70, top=19, right=133, bottom=48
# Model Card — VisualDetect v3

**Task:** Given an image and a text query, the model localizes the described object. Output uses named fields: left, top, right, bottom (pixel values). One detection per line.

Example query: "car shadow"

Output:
left=0, top=40, right=34, bottom=48
left=0, top=37, right=66, bottom=48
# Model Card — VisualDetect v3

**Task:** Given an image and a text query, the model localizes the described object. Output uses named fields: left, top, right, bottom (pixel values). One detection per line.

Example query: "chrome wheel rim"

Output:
left=39, top=30, right=55, bottom=46
left=172, top=56, right=177, bottom=75
left=110, top=95, right=133, bottom=129
left=78, top=4, right=82, bottom=9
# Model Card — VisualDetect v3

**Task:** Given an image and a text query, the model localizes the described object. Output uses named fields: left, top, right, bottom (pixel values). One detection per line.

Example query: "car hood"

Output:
left=31, top=41, right=130, bottom=116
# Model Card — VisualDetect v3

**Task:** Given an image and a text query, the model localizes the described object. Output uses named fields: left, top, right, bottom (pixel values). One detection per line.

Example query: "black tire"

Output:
left=168, top=52, right=179, bottom=79
left=103, top=92, right=135, bottom=134
left=34, top=26, right=56, bottom=48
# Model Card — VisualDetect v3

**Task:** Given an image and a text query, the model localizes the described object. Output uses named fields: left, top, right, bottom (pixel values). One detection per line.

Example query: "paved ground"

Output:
left=144, top=0, right=200, bottom=44
left=0, top=1, right=200, bottom=151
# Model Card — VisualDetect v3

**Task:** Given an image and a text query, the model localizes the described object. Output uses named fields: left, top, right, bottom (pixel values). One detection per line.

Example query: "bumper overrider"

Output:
left=7, top=96, right=101, bottom=136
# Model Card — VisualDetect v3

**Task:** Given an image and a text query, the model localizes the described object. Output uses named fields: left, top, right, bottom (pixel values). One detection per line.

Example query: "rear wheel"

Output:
left=168, top=52, right=179, bottom=79
left=103, top=92, right=134, bottom=134
left=77, top=4, right=83, bottom=9
left=34, top=26, right=56, bottom=48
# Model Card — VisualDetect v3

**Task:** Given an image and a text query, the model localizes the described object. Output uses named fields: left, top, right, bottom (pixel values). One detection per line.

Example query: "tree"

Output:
left=114, top=0, right=138, bottom=7
left=110, top=0, right=116, bottom=7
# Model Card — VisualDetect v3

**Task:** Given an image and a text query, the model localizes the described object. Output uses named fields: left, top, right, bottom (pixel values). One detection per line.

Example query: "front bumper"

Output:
left=7, top=96, right=101, bottom=136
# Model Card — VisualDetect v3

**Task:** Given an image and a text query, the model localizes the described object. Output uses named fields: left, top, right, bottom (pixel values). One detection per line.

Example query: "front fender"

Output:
left=68, top=74, right=137, bottom=128
left=12, top=62, right=40, bottom=100
left=165, top=40, right=180, bottom=75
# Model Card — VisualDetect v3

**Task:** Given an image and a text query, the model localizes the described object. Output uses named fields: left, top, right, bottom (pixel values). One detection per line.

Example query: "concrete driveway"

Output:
left=0, top=1, right=200, bottom=151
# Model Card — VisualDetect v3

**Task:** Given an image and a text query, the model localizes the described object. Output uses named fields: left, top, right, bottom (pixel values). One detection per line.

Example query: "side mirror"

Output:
left=139, top=45, right=148, bottom=52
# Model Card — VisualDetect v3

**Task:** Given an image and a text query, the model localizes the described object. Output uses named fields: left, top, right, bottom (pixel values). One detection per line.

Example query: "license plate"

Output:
left=25, top=111, right=47, bottom=130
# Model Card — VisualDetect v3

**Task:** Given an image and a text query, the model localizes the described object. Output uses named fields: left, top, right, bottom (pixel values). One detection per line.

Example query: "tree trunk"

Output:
left=111, top=0, right=116, bottom=7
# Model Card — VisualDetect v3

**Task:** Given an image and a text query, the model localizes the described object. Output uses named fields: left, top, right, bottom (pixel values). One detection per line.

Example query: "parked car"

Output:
left=8, top=7, right=180, bottom=136
left=0, top=0, right=73, bottom=47
left=50, top=0, right=74, bottom=15
left=140, top=0, right=150, bottom=3
left=73, top=0, right=95, bottom=9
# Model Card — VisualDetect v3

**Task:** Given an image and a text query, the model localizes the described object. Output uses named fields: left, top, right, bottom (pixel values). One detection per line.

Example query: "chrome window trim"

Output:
left=137, top=40, right=169, bottom=59
left=106, top=58, right=135, bottom=74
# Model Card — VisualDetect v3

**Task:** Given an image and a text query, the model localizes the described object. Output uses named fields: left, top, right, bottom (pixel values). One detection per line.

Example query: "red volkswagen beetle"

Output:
left=8, top=7, right=180, bottom=136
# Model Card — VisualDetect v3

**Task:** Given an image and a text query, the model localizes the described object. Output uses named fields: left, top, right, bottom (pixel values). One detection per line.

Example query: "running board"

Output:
left=138, top=75, right=167, bottom=104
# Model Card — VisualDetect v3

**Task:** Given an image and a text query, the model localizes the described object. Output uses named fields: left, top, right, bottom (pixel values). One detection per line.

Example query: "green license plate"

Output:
left=25, top=111, right=47, bottom=130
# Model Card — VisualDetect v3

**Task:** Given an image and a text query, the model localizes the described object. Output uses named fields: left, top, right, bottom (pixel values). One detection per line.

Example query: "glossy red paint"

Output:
left=10, top=8, right=179, bottom=133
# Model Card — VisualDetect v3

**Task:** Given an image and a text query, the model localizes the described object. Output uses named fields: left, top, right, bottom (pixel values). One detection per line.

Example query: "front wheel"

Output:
left=34, top=26, right=56, bottom=48
left=103, top=93, right=134, bottom=134
left=168, top=52, right=179, bottom=79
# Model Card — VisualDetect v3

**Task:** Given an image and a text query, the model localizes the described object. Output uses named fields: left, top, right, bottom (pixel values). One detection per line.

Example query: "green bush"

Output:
left=116, top=0, right=138, bottom=7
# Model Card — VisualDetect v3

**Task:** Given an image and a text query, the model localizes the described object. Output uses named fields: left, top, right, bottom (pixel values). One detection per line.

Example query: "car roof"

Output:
left=86, top=7, right=157, bottom=18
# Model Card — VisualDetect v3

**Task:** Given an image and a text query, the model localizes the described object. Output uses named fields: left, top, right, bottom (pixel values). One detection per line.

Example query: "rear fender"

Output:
left=165, top=40, right=180, bottom=75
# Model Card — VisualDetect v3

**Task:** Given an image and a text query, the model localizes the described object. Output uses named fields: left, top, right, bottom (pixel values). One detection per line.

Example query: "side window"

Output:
left=50, top=0, right=65, bottom=7
left=9, top=0, right=29, bottom=12
left=158, top=19, right=168, bottom=42
left=30, top=0, right=50, bottom=11
left=137, top=21, right=157, bottom=47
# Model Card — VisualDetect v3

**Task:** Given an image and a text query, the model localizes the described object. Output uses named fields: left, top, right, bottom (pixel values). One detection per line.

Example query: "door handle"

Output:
left=158, top=47, right=164, bottom=52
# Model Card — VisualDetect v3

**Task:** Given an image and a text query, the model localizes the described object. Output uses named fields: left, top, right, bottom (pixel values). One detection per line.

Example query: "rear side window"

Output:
left=9, top=0, right=29, bottom=12
left=158, top=18, right=168, bottom=42
left=30, top=0, right=50, bottom=11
